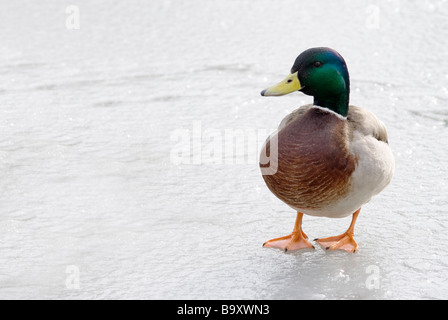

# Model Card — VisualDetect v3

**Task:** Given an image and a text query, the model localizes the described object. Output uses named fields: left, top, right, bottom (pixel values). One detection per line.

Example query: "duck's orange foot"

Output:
left=314, top=233, right=359, bottom=253
left=263, top=231, right=315, bottom=252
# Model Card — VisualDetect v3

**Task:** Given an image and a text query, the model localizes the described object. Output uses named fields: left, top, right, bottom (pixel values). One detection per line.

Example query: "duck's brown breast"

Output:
left=260, top=108, right=357, bottom=210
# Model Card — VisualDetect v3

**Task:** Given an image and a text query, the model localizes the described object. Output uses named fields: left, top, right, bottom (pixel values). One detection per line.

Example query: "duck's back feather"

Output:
left=280, top=104, right=389, bottom=143
left=347, top=105, right=389, bottom=144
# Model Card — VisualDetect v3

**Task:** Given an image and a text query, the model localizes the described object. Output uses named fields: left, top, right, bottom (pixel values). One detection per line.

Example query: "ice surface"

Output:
left=0, top=0, right=448, bottom=299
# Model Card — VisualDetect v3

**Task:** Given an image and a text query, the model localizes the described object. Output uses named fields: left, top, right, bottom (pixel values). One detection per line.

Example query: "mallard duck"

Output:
left=259, top=47, right=394, bottom=253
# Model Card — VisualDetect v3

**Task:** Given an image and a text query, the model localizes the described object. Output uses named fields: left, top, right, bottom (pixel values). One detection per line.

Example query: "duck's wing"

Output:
left=347, top=105, right=389, bottom=144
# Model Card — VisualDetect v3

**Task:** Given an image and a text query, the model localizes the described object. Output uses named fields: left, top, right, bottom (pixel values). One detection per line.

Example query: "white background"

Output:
left=0, top=0, right=447, bottom=299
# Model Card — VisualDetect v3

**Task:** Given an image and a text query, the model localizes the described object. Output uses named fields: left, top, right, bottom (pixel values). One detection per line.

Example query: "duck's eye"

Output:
left=287, top=79, right=293, bottom=83
left=313, top=61, right=322, bottom=68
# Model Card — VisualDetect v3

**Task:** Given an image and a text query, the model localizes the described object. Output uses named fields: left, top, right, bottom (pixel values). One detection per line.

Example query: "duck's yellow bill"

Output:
left=261, top=71, right=302, bottom=96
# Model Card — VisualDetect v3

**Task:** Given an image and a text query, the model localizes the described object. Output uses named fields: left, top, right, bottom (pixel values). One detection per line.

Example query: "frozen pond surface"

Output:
left=0, top=0, right=448, bottom=299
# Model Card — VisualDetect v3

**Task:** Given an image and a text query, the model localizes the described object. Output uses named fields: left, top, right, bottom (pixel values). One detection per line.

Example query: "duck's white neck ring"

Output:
left=312, top=105, right=347, bottom=120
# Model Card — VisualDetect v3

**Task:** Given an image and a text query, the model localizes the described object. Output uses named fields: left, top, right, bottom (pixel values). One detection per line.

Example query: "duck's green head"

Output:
left=261, top=47, right=350, bottom=117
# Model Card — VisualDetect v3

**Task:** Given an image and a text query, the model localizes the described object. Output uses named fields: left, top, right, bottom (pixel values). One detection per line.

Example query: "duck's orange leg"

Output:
left=315, top=208, right=361, bottom=253
left=263, top=212, right=314, bottom=252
